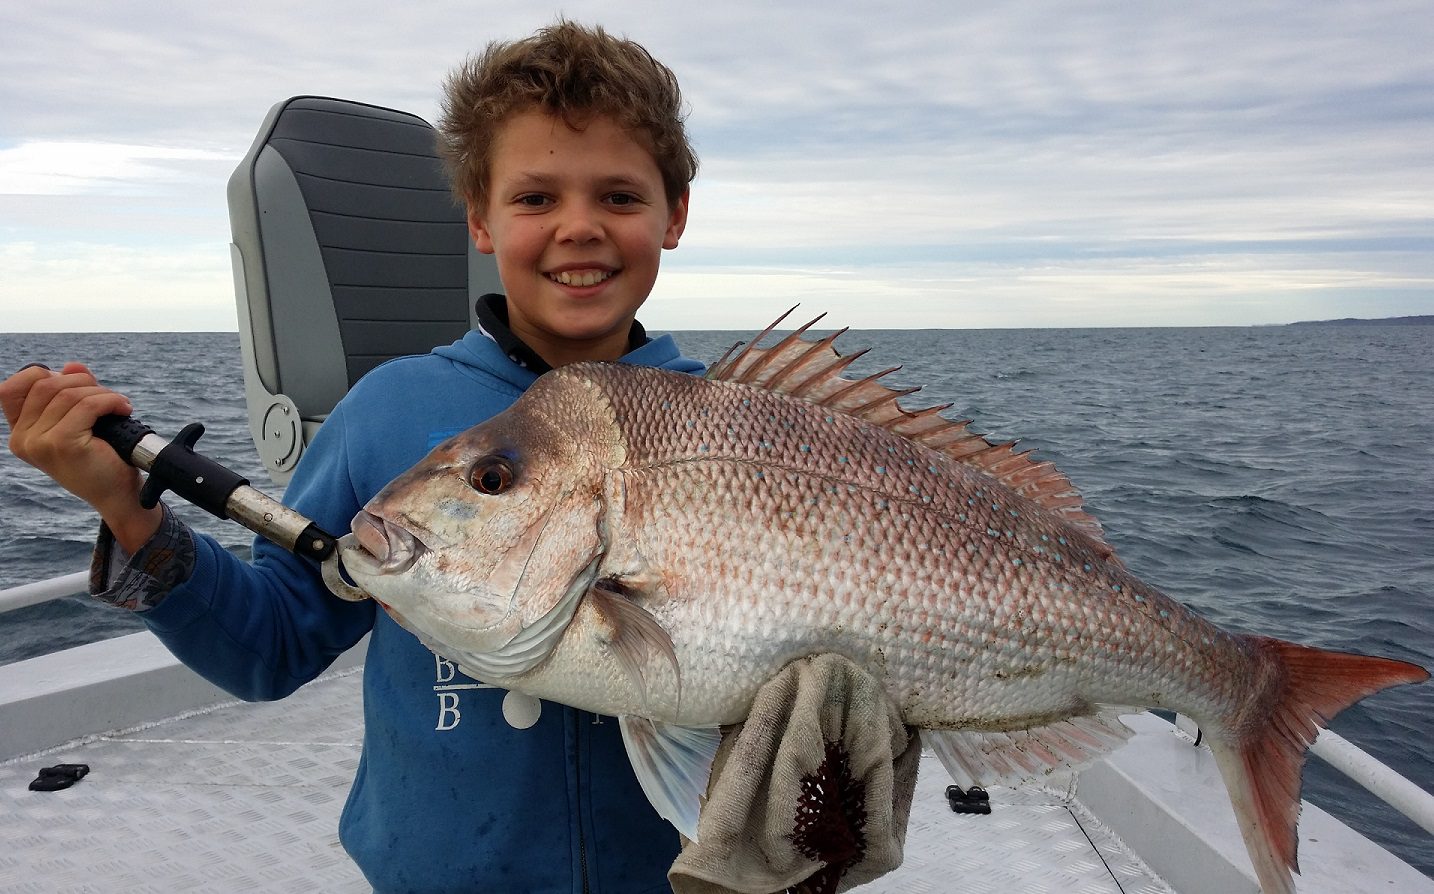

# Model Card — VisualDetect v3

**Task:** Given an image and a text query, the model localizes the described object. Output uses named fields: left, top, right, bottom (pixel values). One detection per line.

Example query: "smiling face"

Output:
left=468, top=109, right=689, bottom=368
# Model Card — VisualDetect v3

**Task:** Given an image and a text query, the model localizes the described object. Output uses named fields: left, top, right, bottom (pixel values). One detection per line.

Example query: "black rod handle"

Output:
left=93, top=413, right=155, bottom=463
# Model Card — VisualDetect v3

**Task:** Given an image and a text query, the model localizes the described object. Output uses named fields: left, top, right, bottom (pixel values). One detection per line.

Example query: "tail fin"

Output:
left=1206, top=636, right=1427, bottom=894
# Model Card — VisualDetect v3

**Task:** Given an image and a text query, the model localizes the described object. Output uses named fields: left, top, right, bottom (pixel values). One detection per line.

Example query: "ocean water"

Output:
left=1, top=325, right=1431, bottom=879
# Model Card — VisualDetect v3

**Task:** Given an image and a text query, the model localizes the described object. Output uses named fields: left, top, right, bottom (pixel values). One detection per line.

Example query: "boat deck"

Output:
left=0, top=666, right=1174, bottom=893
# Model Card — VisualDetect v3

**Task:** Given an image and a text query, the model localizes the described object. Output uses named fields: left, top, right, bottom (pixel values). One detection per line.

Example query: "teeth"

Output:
left=552, top=270, right=614, bottom=287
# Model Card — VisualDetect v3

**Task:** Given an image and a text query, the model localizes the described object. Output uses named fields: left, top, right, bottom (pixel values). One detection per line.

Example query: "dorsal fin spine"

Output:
left=708, top=305, right=799, bottom=381
left=736, top=314, right=826, bottom=385
left=825, top=365, right=901, bottom=409
left=790, top=347, right=870, bottom=399
left=709, top=340, right=744, bottom=375
left=765, top=326, right=840, bottom=393
left=854, top=385, right=921, bottom=417
left=784, top=332, right=854, bottom=398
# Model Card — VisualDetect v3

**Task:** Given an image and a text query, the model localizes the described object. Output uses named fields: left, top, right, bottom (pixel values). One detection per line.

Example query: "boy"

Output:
left=1, top=21, right=700, bottom=893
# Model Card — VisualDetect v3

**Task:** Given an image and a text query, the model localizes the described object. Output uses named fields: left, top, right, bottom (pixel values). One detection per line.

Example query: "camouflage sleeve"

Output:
left=89, top=502, right=196, bottom=612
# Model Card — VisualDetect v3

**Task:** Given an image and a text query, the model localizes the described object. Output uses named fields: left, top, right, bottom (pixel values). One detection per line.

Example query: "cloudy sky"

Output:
left=2, top=0, right=1431, bottom=331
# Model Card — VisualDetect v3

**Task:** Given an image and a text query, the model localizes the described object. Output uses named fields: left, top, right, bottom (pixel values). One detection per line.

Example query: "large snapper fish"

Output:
left=339, top=314, right=1426, bottom=894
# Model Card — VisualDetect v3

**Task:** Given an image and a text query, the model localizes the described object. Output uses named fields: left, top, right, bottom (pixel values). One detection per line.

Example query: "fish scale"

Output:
left=340, top=318, right=1428, bottom=894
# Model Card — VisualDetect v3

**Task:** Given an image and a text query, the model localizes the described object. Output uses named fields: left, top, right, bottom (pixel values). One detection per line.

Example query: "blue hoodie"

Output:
left=139, top=329, right=706, bottom=893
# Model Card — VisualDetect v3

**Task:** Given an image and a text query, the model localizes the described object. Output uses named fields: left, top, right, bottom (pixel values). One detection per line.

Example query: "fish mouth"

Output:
left=348, top=510, right=426, bottom=575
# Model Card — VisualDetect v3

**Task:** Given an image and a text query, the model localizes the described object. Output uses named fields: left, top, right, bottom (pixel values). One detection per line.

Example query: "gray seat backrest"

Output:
left=227, top=96, right=501, bottom=485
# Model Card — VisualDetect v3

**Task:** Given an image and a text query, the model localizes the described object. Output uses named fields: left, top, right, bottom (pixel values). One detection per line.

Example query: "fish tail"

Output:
left=1206, top=636, right=1427, bottom=894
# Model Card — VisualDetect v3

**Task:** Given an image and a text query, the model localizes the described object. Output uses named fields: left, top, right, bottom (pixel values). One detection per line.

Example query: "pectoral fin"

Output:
left=589, top=581, right=681, bottom=713
left=618, top=716, right=721, bottom=841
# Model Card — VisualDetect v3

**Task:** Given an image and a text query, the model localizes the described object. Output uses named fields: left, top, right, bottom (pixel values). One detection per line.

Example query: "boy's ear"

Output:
left=663, top=188, right=690, bottom=250
left=467, top=207, right=496, bottom=255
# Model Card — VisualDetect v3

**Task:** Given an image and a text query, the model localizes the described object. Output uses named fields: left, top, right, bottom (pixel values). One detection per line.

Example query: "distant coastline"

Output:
left=1286, top=315, right=1433, bottom=326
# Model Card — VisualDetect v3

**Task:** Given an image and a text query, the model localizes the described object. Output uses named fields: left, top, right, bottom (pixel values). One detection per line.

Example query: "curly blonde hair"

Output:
left=438, top=20, right=698, bottom=211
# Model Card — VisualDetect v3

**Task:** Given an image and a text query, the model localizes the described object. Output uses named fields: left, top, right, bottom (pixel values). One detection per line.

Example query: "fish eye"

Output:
left=468, top=458, right=514, bottom=495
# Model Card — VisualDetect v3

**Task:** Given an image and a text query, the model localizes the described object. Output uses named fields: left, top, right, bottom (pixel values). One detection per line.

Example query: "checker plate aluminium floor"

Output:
left=0, top=667, right=1173, bottom=893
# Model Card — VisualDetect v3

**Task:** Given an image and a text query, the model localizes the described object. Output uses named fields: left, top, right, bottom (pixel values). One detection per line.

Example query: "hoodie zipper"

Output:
left=574, top=706, right=591, bottom=894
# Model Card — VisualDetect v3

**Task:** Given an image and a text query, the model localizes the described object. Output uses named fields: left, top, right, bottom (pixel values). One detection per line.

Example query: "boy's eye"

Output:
left=605, top=193, right=641, bottom=207
left=516, top=194, right=550, bottom=208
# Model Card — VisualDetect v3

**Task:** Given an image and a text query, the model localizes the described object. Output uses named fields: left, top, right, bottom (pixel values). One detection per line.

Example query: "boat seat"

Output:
left=227, top=96, right=501, bottom=485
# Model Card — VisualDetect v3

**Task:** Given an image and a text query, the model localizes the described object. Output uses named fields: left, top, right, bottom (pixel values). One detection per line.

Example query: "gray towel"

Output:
left=670, top=654, right=921, bottom=894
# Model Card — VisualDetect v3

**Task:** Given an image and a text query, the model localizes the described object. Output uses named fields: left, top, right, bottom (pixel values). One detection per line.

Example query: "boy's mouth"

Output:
left=548, top=268, right=617, bottom=288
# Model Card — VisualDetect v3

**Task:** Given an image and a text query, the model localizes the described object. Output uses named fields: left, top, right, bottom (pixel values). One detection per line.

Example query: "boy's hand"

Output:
left=1, top=362, right=162, bottom=552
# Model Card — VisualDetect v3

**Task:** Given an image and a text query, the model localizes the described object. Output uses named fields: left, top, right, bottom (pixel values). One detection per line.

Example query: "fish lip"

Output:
left=349, top=510, right=427, bottom=575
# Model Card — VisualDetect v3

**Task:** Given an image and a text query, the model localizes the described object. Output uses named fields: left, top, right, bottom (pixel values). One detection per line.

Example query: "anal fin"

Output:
left=924, top=708, right=1137, bottom=789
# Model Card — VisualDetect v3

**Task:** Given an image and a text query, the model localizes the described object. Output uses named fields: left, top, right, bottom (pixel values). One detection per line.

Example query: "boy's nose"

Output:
left=555, top=202, right=604, bottom=244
